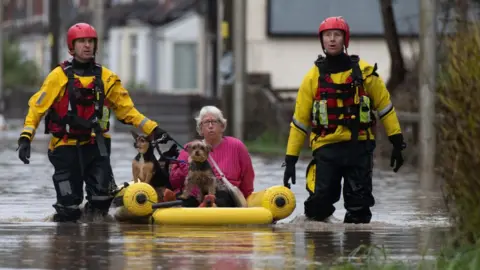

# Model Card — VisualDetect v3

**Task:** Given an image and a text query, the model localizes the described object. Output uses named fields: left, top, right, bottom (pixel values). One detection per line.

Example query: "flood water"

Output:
left=0, top=131, right=450, bottom=269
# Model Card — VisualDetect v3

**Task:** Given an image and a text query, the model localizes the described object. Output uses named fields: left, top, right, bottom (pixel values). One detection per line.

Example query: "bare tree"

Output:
left=379, top=0, right=407, bottom=92
left=455, top=0, right=469, bottom=31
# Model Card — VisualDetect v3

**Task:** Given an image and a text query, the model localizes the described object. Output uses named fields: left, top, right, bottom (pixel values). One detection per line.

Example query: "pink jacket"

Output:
left=169, top=136, right=255, bottom=198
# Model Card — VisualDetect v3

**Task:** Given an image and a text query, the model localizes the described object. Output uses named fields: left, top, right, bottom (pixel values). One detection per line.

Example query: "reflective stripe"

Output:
left=56, top=203, right=79, bottom=209
left=90, top=195, right=112, bottom=201
left=23, top=127, right=35, bottom=132
left=378, top=102, right=393, bottom=119
left=58, top=181, right=72, bottom=196
left=292, top=118, right=309, bottom=134
left=138, top=117, right=149, bottom=129
left=36, top=92, right=46, bottom=106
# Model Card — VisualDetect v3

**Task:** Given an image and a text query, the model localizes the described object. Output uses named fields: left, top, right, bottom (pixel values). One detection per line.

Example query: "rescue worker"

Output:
left=15, top=22, right=171, bottom=222
left=282, top=16, right=406, bottom=224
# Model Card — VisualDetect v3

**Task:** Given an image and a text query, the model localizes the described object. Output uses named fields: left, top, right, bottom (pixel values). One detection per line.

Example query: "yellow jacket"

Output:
left=286, top=58, right=402, bottom=157
left=19, top=65, right=158, bottom=151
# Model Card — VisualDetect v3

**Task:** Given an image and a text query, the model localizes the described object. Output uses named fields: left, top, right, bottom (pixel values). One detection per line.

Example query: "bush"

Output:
left=436, top=23, right=480, bottom=244
left=2, top=40, right=41, bottom=89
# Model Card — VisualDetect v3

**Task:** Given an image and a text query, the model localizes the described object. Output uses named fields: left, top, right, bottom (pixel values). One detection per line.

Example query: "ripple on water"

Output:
left=0, top=139, right=449, bottom=228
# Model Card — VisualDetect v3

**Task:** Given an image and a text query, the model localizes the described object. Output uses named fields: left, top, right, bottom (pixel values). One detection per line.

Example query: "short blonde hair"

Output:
left=195, top=106, right=227, bottom=135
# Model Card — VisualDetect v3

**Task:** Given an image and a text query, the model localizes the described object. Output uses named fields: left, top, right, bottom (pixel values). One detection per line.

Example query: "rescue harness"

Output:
left=311, top=55, right=376, bottom=141
left=44, top=60, right=110, bottom=157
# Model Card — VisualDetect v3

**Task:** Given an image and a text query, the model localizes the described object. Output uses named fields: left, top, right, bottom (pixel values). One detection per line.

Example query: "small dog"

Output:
left=131, top=130, right=156, bottom=185
left=180, top=140, right=217, bottom=206
left=131, top=130, right=175, bottom=202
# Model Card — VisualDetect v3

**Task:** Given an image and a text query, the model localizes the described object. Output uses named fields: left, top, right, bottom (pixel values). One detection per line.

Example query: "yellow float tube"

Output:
left=112, top=182, right=296, bottom=225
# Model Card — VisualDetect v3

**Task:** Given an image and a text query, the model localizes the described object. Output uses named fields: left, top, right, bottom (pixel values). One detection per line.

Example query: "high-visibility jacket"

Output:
left=286, top=55, right=402, bottom=156
left=20, top=61, right=158, bottom=151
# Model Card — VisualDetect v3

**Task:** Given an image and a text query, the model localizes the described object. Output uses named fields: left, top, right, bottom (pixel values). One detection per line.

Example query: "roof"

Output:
left=267, top=0, right=477, bottom=37
left=4, top=0, right=200, bottom=39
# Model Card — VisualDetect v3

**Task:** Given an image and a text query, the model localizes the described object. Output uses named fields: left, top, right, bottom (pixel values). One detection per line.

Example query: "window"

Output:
left=129, top=34, right=138, bottom=85
left=33, top=0, right=43, bottom=15
left=173, top=42, right=197, bottom=90
left=102, top=39, right=109, bottom=66
left=14, top=0, right=26, bottom=20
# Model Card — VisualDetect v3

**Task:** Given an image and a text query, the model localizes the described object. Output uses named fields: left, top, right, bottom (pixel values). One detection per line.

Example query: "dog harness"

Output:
left=189, top=161, right=212, bottom=171
left=311, top=55, right=376, bottom=141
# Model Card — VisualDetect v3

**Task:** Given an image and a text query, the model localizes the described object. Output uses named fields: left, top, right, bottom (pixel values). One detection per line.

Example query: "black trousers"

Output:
left=47, top=138, right=116, bottom=222
left=304, top=140, right=376, bottom=224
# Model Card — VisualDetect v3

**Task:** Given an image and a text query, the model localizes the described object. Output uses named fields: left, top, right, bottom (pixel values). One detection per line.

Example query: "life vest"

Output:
left=44, top=60, right=111, bottom=144
left=311, top=55, right=376, bottom=141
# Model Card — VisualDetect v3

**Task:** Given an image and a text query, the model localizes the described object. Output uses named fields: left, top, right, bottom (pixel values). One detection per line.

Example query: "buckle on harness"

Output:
left=351, top=79, right=362, bottom=88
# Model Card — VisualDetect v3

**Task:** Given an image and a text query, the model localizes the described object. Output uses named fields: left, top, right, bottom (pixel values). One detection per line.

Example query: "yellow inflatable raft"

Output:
left=112, top=182, right=296, bottom=225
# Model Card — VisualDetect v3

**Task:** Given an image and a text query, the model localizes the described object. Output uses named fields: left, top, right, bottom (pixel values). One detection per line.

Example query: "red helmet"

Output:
left=318, top=16, right=350, bottom=50
left=66, top=23, right=98, bottom=55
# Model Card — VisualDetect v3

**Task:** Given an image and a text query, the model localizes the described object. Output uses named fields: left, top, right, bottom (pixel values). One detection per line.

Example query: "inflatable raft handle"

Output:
left=152, top=200, right=183, bottom=209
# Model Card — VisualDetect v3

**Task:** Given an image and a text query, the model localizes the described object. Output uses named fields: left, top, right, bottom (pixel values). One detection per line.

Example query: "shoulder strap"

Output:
left=92, top=63, right=106, bottom=119
left=59, top=60, right=78, bottom=116
left=314, top=54, right=329, bottom=90
left=92, top=63, right=103, bottom=78
left=369, top=63, right=379, bottom=77
left=349, top=54, right=363, bottom=86
left=314, top=55, right=327, bottom=75
left=59, top=60, right=75, bottom=79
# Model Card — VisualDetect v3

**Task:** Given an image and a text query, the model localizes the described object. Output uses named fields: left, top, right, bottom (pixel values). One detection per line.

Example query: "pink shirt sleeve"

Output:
left=236, top=141, right=255, bottom=198
left=169, top=147, right=189, bottom=190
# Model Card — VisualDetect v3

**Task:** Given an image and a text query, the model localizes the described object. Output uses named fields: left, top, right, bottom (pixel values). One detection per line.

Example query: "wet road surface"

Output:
left=0, top=131, right=450, bottom=269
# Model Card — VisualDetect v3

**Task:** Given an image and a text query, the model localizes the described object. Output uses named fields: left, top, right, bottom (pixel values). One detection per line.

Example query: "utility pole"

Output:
left=220, top=0, right=233, bottom=135
left=0, top=0, right=5, bottom=130
left=419, top=0, right=437, bottom=189
left=93, top=0, right=105, bottom=63
left=49, top=0, right=60, bottom=70
left=201, top=0, right=219, bottom=98
left=216, top=0, right=223, bottom=99
left=204, top=0, right=218, bottom=98
left=232, top=0, right=246, bottom=141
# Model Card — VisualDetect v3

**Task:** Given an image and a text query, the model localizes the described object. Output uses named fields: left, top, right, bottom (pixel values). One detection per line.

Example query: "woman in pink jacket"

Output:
left=169, top=105, right=255, bottom=207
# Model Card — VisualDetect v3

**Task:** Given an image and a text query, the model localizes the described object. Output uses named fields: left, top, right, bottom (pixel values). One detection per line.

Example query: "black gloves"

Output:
left=388, top=133, right=406, bottom=173
left=151, top=127, right=171, bottom=144
left=17, top=137, right=31, bottom=164
left=282, top=155, right=298, bottom=189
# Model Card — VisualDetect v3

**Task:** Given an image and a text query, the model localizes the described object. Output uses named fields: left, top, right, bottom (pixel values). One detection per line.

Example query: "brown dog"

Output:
left=180, top=140, right=217, bottom=206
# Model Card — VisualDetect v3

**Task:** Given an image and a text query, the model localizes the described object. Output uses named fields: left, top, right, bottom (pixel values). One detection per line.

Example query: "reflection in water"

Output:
left=0, top=137, right=449, bottom=227
left=0, top=136, right=451, bottom=269
left=0, top=223, right=449, bottom=269
left=114, top=225, right=448, bottom=269
left=46, top=223, right=112, bottom=269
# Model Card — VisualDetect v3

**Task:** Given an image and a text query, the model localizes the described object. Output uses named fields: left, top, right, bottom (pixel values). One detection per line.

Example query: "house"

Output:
left=1, top=0, right=216, bottom=139
left=3, top=0, right=459, bottom=96
left=2, top=0, right=202, bottom=93
left=107, top=9, right=201, bottom=94
left=247, top=0, right=425, bottom=91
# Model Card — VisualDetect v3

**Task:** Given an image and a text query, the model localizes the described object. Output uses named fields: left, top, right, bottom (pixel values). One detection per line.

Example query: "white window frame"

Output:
left=172, top=41, right=198, bottom=91
left=129, top=33, right=138, bottom=86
